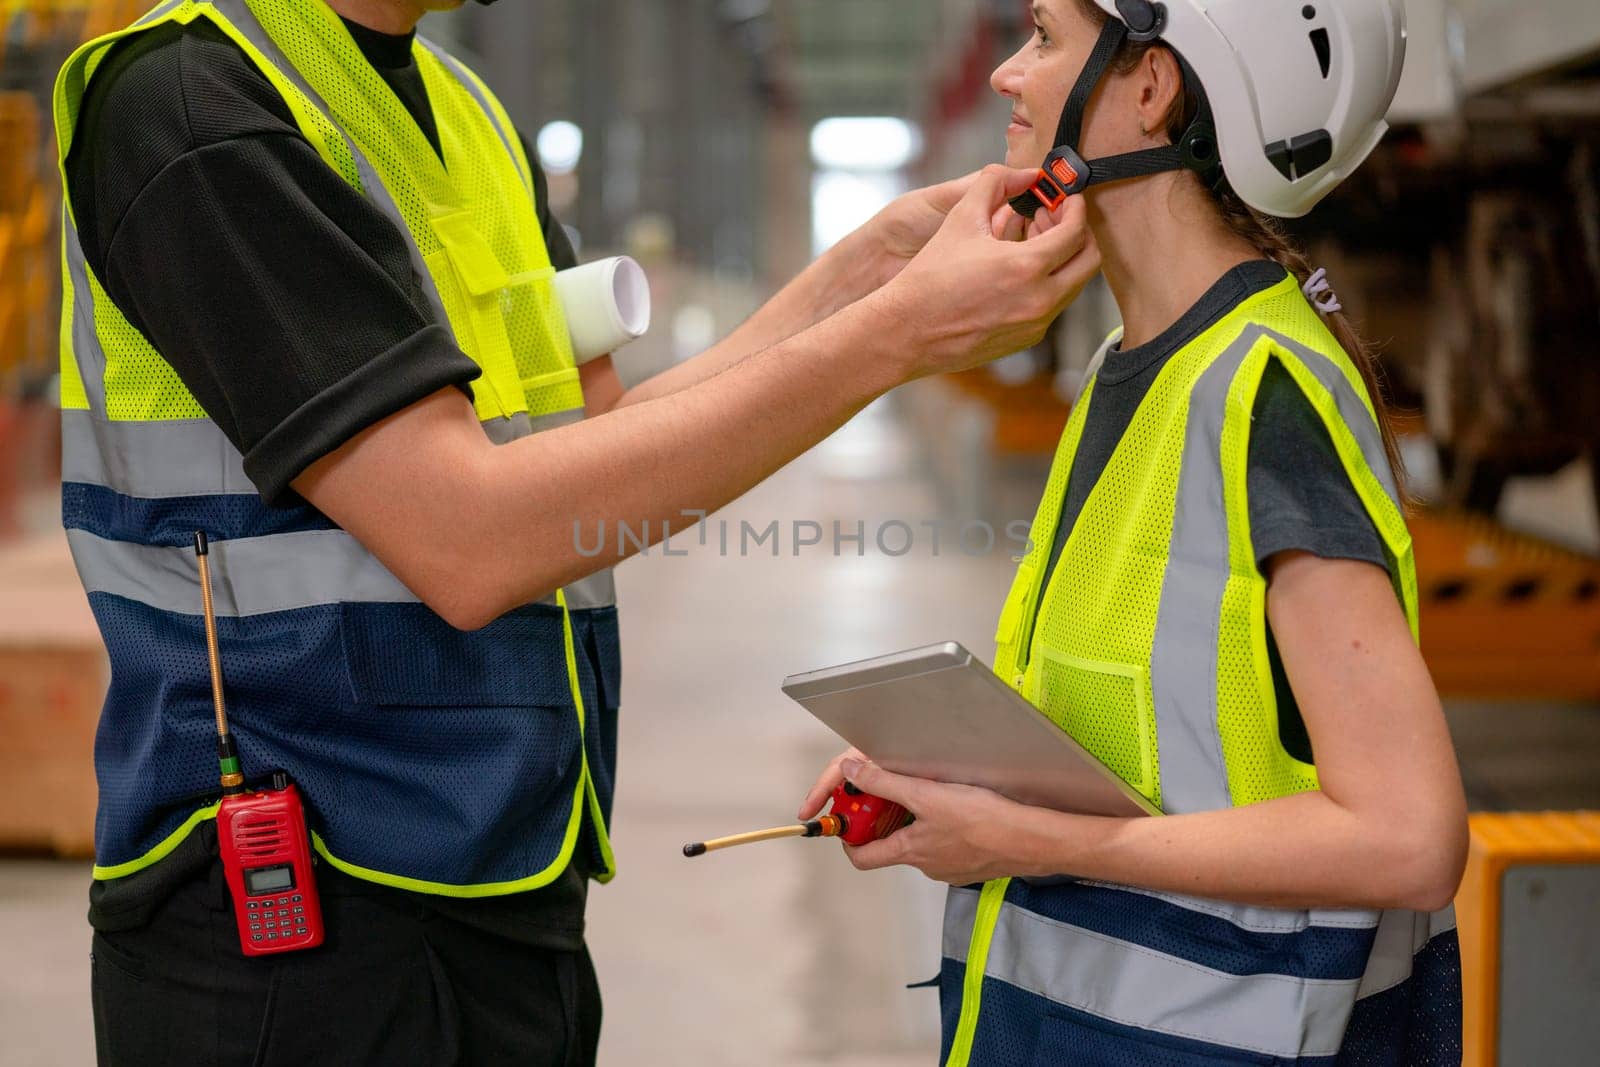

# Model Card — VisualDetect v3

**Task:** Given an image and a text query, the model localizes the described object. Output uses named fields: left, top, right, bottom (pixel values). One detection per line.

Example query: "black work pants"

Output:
left=90, top=864, right=602, bottom=1066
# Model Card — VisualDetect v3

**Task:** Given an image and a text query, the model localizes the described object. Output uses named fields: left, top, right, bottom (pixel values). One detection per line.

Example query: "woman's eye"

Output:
left=1033, top=25, right=1051, bottom=49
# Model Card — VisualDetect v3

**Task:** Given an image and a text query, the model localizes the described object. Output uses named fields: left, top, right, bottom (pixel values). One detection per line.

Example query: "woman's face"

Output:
left=991, top=0, right=1150, bottom=171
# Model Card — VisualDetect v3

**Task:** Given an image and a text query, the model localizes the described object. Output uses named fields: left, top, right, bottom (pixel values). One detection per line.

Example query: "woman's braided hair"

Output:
left=1073, top=0, right=1408, bottom=499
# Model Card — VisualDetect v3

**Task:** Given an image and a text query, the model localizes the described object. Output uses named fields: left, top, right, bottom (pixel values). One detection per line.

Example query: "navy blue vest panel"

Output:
left=1002, top=879, right=1378, bottom=979
left=954, top=976, right=1342, bottom=1067
left=62, top=481, right=337, bottom=545
left=1337, top=932, right=1464, bottom=1067
left=938, top=878, right=1463, bottom=1066
left=90, top=594, right=609, bottom=885
left=76, top=473, right=623, bottom=887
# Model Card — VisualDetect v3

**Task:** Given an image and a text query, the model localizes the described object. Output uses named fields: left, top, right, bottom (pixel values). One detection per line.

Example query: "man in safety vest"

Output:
left=56, top=0, right=1099, bottom=1061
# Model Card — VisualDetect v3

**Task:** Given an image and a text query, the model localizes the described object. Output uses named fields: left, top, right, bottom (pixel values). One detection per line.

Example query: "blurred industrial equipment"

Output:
left=921, top=0, right=1600, bottom=529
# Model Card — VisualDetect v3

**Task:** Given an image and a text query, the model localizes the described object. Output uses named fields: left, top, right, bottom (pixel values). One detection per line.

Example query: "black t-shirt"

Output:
left=1034, top=260, right=1390, bottom=763
left=65, top=15, right=576, bottom=505
left=69, top=16, right=587, bottom=947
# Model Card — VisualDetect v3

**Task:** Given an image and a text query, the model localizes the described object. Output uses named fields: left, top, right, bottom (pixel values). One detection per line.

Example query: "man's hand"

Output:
left=860, top=168, right=1076, bottom=285
left=870, top=165, right=1100, bottom=381
left=862, top=172, right=984, bottom=284
left=296, top=166, right=1098, bottom=631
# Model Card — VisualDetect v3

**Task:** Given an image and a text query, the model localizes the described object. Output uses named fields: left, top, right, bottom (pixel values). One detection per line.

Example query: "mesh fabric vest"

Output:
left=53, top=0, right=620, bottom=894
left=939, top=278, right=1461, bottom=1065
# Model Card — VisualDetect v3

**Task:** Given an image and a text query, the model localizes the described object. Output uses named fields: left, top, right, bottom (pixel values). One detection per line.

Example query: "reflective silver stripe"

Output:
left=64, top=408, right=582, bottom=497
left=1082, top=879, right=1382, bottom=934
left=416, top=38, right=529, bottom=193
left=1149, top=322, right=1405, bottom=817
left=481, top=412, right=532, bottom=446
left=543, top=568, right=616, bottom=612
left=62, top=213, right=107, bottom=416
left=67, top=528, right=418, bottom=617
left=1260, top=327, right=1403, bottom=512
left=1149, top=328, right=1268, bottom=814
left=205, top=0, right=456, bottom=343
left=942, top=887, right=981, bottom=961
left=1356, top=905, right=1457, bottom=1000
left=479, top=408, right=584, bottom=446
left=481, top=410, right=616, bottom=611
left=62, top=410, right=250, bottom=496
left=1080, top=326, right=1122, bottom=390
left=983, top=900, right=1359, bottom=1059
left=134, top=0, right=187, bottom=26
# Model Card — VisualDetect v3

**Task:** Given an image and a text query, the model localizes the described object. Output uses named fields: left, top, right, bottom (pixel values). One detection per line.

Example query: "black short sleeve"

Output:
left=66, top=20, right=480, bottom=505
left=1247, top=359, right=1389, bottom=572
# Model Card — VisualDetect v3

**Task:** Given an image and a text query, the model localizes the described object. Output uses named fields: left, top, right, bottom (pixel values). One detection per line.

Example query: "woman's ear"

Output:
left=1136, top=46, right=1185, bottom=141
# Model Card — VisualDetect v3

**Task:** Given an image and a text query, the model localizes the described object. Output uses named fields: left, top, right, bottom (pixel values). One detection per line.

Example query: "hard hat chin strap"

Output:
left=1010, top=12, right=1221, bottom=219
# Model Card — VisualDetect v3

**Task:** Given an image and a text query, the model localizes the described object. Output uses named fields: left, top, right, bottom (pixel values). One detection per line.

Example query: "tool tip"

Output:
left=193, top=530, right=209, bottom=556
left=682, top=842, right=707, bottom=858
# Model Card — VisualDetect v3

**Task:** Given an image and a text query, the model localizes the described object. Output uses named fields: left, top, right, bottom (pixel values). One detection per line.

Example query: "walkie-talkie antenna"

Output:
left=194, top=532, right=246, bottom=796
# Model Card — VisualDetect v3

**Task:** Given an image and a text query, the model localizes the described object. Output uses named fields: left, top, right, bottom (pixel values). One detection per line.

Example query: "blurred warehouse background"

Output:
left=2, top=1, right=1600, bottom=1064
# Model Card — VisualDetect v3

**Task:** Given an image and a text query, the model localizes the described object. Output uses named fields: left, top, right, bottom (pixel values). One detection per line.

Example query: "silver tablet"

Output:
left=782, top=641, right=1160, bottom=818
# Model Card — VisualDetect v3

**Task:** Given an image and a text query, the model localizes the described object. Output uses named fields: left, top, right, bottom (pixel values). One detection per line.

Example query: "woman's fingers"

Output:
left=798, top=748, right=862, bottom=819
left=839, top=758, right=925, bottom=809
left=844, top=832, right=908, bottom=872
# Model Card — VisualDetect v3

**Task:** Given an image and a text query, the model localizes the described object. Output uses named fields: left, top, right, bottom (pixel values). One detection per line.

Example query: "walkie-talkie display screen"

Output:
left=245, top=865, right=295, bottom=895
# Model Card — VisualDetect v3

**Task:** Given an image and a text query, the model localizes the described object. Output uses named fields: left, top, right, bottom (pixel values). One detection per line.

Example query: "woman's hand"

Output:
left=797, top=747, right=866, bottom=820
left=833, top=759, right=1049, bottom=885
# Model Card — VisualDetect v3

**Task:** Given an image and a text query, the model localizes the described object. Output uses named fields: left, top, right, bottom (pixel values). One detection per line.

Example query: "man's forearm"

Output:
left=296, top=167, right=1098, bottom=629
left=614, top=230, right=889, bottom=409
left=309, top=291, right=911, bottom=629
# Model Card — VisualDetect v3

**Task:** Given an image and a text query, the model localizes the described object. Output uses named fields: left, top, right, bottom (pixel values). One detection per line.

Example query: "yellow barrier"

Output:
left=1456, top=811, right=1600, bottom=1065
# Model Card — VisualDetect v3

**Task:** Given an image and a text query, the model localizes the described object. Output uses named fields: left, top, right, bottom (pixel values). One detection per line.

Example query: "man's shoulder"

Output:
left=78, top=15, right=298, bottom=160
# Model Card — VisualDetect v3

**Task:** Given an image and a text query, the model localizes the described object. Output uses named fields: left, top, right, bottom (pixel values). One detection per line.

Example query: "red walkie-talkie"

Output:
left=194, top=533, right=324, bottom=957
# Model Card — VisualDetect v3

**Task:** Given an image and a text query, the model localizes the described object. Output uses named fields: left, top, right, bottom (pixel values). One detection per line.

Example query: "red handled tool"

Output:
left=195, top=532, right=324, bottom=957
left=683, top=782, right=912, bottom=858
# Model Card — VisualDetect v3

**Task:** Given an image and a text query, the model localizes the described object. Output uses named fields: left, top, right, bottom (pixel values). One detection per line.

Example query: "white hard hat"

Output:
left=1012, top=0, right=1407, bottom=220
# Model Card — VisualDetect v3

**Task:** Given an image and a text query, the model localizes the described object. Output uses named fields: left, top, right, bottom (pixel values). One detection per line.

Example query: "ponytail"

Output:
left=1212, top=192, right=1411, bottom=505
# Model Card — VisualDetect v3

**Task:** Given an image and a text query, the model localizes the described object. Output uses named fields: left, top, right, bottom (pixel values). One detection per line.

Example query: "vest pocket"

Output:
left=334, top=602, right=586, bottom=884
left=1031, top=648, right=1158, bottom=804
left=422, top=245, right=521, bottom=420
left=340, top=602, right=576, bottom=708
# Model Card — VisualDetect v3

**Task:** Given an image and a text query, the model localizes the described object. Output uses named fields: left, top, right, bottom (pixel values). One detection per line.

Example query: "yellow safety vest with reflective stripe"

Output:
left=940, top=276, right=1459, bottom=1064
left=54, top=0, right=619, bottom=895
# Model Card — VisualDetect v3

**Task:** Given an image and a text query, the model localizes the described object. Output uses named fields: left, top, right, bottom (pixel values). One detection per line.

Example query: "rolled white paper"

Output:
left=552, top=256, right=652, bottom=365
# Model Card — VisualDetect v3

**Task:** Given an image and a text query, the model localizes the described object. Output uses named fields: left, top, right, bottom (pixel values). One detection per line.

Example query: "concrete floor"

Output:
left=4, top=398, right=1600, bottom=1066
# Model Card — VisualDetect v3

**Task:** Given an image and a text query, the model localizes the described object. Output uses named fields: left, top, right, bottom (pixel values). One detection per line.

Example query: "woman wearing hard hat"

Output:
left=805, top=1, right=1467, bottom=1062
